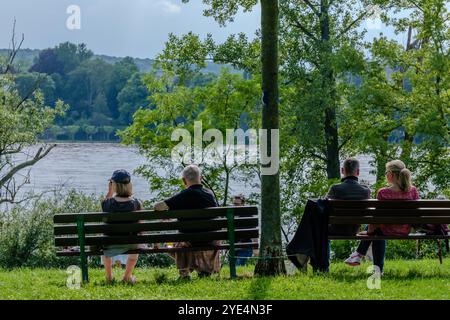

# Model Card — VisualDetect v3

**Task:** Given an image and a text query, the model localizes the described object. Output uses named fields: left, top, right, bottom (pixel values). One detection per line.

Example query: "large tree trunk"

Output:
left=320, top=0, right=340, bottom=180
left=255, top=0, right=286, bottom=276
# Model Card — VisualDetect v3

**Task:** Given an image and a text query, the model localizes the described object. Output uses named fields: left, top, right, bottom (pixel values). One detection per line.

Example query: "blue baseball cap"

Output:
left=111, top=169, right=131, bottom=184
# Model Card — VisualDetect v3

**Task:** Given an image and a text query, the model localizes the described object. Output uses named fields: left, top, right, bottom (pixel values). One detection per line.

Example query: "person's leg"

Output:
left=123, top=254, right=138, bottom=282
left=326, top=240, right=331, bottom=272
left=371, top=240, right=386, bottom=273
left=236, top=248, right=253, bottom=266
left=235, top=249, right=245, bottom=266
left=356, top=240, right=372, bottom=256
left=176, top=252, right=192, bottom=278
left=102, top=256, right=113, bottom=282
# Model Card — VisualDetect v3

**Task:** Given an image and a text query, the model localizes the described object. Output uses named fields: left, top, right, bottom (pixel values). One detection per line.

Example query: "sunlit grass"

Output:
left=0, top=259, right=448, bottom=300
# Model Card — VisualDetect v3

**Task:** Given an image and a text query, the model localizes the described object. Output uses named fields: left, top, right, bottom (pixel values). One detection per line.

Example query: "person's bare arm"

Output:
left=154, top=201, right=169, bottom=211
left=105, top=180, right=114, bottom=199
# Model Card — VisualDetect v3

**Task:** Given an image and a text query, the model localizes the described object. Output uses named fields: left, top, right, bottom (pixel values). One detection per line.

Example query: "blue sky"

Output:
left=0, top=0, right=408, bottom=59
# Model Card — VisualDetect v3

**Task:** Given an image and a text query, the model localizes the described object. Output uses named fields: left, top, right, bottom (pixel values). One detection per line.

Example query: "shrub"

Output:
left=0, top=189, right=100, bottom=269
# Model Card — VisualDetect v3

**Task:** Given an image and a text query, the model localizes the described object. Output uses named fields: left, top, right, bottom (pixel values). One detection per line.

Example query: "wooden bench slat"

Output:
left=53, top=206, right=258, bottom=223
left=329, top=216, right=450, bottom=224
left=54, top=217, right=258, bottom=236
left=327, top=199, right=450, bottom=209
left=56, top=242, right=259, bottom=257
left=55, top=228, right=259, bottom=247
left=331, top=208, right=450, bottom=216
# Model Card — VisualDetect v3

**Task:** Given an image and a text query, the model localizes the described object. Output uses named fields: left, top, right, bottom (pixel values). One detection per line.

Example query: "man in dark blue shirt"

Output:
left=154, top=165, right=220, bottom=279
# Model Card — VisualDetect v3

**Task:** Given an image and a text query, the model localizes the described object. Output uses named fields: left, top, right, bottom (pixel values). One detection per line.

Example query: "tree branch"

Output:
left=305, top=149, right=327, bottom=162
left=284, top=11, right=319, bottom=43
left=4, top=18, right=25, bottom=75
left=14, top=75, right=45, bottom=111
left=301, top=0, right=321, bottom=17
left=336, top=10, right=369, bottom=39
left=338, top=135, right=352, bottom=151
left=0, top=144, right=56, bottom=188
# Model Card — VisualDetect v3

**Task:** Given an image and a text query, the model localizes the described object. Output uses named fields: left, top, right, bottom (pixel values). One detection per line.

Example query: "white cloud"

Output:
left=153, top=0, right=182, bottom=14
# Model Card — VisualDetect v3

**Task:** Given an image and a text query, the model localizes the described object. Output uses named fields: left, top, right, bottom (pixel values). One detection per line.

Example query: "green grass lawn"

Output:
left=0, top=259, right=449, bottom=300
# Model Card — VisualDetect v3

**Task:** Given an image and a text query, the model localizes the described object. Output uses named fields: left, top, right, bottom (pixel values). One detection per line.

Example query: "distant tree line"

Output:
left=10, top=42, right=152, bottom=141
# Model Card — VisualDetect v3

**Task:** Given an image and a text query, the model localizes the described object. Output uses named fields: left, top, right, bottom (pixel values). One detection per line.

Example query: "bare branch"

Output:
left=336, top=10, right=369, bottom=39
left=292, top=20, right=319, bottom=42
left=305, top=149, right=327, bottom=162
left=408, top=0, right=424, bottom=13
left=201, top=174, right=219, bottom=204
left=0, top=144, right=56, bottom=188
left=301, top=0, right=321, bottom=17
left=14, top=74, right=45, bottom=111
left=4, top=18, right=25, bottom=74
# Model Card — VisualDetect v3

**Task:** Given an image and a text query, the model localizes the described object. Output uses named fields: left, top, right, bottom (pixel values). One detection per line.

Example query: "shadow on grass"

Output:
left=245, top=276, right=273, bottom=300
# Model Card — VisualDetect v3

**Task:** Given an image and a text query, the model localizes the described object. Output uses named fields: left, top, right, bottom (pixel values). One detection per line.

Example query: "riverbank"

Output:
left=1, top=259, right=448, bottom=300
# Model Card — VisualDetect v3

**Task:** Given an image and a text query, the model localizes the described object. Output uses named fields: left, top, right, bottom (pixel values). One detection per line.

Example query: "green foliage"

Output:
left=65, top=125, right=80, bottom=140
left=343, top=0, right=450, bottom=195
left=23, top=43, right=149, bottom=138
left=121, top=68, right=262, bottom=205
left=0, top=64, right=67, bottom=203
left=135, top=0, right=449, bottom=239
left=0, top=74, right=66, bottom=149
left=117, top=73, right=151, bottom=125
left=182, top=0, right=258, bottom=26
left=0, top=189, right=100, bottom=269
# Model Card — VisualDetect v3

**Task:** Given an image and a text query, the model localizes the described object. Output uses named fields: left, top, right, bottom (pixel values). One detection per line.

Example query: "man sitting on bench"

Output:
left=327, top=157, right=371, bottom=235
left=325, top=158, right=371, bottom=267
left=154, top=164, right=221, bottom=279
left=289, top=157, right=371, bottom=272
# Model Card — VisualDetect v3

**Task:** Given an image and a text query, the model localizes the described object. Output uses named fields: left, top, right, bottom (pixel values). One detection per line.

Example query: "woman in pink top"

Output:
left=344, top=160, right=419, bottom=274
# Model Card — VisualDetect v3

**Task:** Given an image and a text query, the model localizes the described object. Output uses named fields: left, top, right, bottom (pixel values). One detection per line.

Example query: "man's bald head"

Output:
left=182, top=164, right=202, bottom=186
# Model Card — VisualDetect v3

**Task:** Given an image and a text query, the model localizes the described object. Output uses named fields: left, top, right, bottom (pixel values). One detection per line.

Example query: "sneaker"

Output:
left=344, top=252, right=363, bottom=266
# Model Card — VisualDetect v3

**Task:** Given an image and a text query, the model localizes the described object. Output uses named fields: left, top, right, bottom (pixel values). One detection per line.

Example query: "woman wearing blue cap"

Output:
left=101, top=169, right=142, bottom=284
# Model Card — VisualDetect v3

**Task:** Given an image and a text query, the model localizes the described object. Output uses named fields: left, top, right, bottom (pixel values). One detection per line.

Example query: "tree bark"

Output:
left=255, top=0, right=286, bottom=276
left=320, top=0, right=340, bottom=180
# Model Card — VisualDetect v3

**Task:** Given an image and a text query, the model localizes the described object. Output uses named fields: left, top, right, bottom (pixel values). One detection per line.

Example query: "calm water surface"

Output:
left=17, top=143, right=377, bottom=201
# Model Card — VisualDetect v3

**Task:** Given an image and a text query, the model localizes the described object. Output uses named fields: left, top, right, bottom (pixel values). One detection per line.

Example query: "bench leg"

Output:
left=229, top=255, right=237, bottom=280
left=80, top=254, right=89, bottom=283
left=226, top=209, right=237, bottom=279
left=76, top=216, right=89, bottom=283
left=437, top=240, right=443, bottom=265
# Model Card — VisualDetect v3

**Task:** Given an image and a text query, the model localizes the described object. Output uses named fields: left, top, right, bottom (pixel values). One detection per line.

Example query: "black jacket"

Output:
left=286, top=199, right=330, bottom=272
left=327, top=176, right=371, bottom=235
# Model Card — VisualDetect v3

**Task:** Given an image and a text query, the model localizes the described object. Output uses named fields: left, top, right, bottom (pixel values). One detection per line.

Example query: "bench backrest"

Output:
left=327, top=199, right=450, bottom=225
left=54, top=206, right=259, bottom=247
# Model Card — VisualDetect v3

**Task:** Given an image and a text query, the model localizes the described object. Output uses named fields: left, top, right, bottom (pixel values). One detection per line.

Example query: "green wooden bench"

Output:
left=54, top=206, right=259, bottom=283
left=327, top=199, right=450, bottom=262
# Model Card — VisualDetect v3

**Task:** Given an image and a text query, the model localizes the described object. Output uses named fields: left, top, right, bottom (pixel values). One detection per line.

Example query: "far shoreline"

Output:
left=38, top=140, right=123, bottom=144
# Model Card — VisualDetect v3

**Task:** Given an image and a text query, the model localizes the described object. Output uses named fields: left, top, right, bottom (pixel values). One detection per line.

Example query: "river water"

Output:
left=14, top=143, right=377, bottom=202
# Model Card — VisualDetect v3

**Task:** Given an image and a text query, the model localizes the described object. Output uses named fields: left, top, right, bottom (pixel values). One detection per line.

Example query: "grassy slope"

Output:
left=0, top=259, right=449, bottom=300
